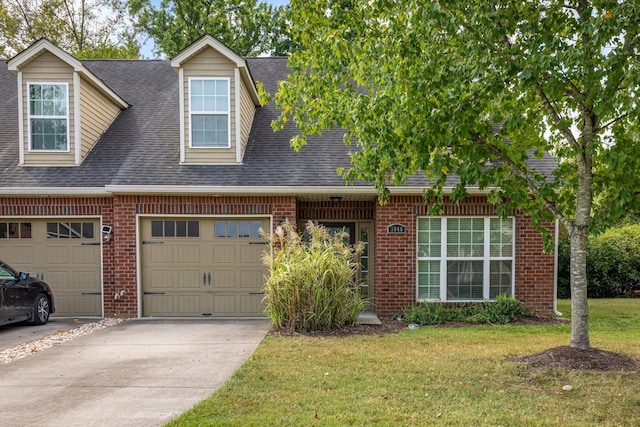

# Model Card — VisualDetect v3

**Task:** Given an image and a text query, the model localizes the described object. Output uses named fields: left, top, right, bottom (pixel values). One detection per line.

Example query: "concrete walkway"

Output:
left=0, top=318, right=271, bottom=427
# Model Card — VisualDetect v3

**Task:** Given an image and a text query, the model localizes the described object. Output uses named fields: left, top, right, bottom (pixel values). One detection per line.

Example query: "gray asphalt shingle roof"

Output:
left=0, top=56, right=556, bottom=192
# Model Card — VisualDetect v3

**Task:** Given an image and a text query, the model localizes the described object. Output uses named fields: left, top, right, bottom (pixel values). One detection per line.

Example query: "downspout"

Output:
left=554, top=219, right=562, bottom=316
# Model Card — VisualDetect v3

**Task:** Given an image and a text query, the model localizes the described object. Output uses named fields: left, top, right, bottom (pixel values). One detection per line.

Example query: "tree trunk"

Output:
left=569, top=223, right=590, bottom=349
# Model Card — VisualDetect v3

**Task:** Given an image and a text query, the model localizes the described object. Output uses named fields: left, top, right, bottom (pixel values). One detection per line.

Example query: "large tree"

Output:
left=128, top=0, right=294, bottom=58
left=266, top=0, right=640, bottom=350
left=0, top=0, right=139, bottom=58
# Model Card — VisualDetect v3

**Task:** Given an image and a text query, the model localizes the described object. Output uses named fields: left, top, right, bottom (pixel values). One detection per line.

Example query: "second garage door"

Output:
left=0, top=219, right=102, bottom=317
left=141, top=217, right=269, bottom=317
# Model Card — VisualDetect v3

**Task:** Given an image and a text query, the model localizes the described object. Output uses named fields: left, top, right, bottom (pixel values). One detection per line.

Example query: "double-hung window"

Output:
left=189, top=78, right=230, bottom=148
left=28, top=83, right=69, bottom=151
left=417, top=217, right=514, bottom=301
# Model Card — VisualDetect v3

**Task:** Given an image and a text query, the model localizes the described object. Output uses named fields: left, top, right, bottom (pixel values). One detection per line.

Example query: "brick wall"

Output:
left=373, top=196, right=556, bottom=317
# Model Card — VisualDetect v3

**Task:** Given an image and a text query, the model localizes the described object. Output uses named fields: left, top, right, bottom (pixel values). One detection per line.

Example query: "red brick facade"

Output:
left=0, top=194, right=555, bottom=318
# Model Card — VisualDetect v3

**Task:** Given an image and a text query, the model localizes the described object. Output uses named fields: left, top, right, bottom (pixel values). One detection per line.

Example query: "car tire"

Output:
left=31, top=294, right=50, bottom=325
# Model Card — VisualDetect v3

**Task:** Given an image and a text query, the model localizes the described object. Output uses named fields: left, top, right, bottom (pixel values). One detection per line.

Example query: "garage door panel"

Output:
left=144, top=294, right=174, bottom=316
left=177, top=270, right=202, bottom=288
left=178, top=295, right=206, bottom=314
left=239, top=270, right=264, bottom=289
left=148, top=269, right=176, bottom=289
left=212, top=245, right=236, bottom=263
left=150, top=246, right=173, bottom=263
left=240, top=295, right=264, bottom=315
left=177, top=245, right=201, bottom=263
left=46, top=246, right=70, bottom=264
left=73, top=295, right=102, bottom=316
left=240, top=245, right=265, bottom=263
left=73, top=246, right=100, bottom=264
left=212, top=270, right=236, bottom=288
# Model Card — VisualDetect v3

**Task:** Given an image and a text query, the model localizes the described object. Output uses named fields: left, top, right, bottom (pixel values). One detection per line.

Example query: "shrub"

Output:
left=403, top=295, right=529, bottom=325
left=262, top=220, right=365, bottom=332
left=587, top=224, right=640, bottom=298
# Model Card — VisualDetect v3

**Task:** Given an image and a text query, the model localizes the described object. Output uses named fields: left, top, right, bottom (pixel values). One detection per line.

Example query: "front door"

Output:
left=320, top=222, right=373, bottom=304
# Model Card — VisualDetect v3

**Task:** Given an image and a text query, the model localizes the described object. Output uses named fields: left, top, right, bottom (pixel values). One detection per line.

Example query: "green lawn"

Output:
left=168, top=299, right=640, bottom=426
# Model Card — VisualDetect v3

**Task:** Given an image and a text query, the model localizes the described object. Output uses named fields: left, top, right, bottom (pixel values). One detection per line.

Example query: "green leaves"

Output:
left=270, top=0, right=639, bottom=233
left=1, top=0, right=140, bottom=59
left=129, top=0, right=292, bottom=58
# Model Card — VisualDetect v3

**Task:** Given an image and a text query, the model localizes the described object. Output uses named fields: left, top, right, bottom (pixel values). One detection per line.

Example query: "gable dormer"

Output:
left=7, top=39, right=128, bottom=166
left=170, top=35, right=260, bottom=165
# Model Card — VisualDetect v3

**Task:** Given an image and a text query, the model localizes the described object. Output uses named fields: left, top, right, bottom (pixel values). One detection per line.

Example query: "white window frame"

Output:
left=416, top=216, right=515, bottom=302
left=188, top=77, right=231, bottom=149
left=27, top=82, right=70, bottom=152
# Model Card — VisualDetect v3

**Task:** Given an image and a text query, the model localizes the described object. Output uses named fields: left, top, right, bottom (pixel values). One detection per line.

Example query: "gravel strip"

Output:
left=0, top=318, right=124, bottom=366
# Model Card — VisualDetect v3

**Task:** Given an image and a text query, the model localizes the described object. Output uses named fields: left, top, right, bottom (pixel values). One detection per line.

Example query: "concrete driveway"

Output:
left=0, top=318, right=271, bottom=427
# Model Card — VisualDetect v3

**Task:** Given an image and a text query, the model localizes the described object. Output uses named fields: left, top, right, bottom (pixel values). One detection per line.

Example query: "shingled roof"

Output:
left=0, top=56, right=556, bottom=195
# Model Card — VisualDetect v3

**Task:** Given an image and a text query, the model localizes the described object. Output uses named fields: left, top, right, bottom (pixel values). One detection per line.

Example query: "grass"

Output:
left=167, top=299, right=640, bottom=426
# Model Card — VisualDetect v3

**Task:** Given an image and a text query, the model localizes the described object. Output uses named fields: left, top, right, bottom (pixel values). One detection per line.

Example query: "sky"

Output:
left=141, top=0, right=290, bottom=58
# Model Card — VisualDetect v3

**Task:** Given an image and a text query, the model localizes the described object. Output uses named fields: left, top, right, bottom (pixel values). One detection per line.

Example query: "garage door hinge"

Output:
left=81, top=242, right=101, bottom=246
left=143, top=241, right=164, bottom=244
left=81, top=292, right=102, bottom=295
left=249, top=292, right=265, bottom=295
left=248, top=242, right=268, bottom=245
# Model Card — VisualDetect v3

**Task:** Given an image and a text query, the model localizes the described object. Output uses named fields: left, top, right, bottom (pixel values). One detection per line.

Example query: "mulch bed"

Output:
left=268, top=316, right=640, bottom=372
left=508, top=346, right=640, bottom=371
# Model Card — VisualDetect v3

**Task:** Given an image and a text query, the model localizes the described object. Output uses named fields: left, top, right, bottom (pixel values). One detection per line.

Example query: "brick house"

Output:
left=0, top=36, right=558, bottom=319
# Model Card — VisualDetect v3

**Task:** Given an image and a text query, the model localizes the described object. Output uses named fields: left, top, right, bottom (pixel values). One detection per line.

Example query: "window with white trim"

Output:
left=28, top=83, right=69, bottom=151
left=189, top=78, right=230, bottom=148
left=417, top=217, right=514, bottom=301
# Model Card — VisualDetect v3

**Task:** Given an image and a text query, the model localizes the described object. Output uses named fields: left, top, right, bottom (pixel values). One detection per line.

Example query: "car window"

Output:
left=0, top=266, right=15, bottom=279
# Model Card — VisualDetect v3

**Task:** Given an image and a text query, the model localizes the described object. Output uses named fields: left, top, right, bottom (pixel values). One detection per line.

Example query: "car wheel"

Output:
left=32, top=294, right=50, bottom=325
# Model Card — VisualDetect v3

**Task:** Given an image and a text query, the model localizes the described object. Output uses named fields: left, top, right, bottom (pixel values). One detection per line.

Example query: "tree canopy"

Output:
left=0, top=0, right=139, bottom=59
left=129, top=0, right=294, bottom=58
left=266, top=0, right=640, bottom=349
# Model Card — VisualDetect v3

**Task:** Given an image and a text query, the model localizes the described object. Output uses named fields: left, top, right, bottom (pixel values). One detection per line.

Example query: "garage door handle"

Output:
left=143, top=292, right=165, bottom=295
left=143, top=241, right=164, bottom=244
left=82, top=242, right=101, bottom=246
left=208, top=272, right=211, bottom=285
left=249, top=292, right=265, bottom=295
left=82, top=292, right=102, bottom=295
left=249, top=242, right=268, bottom=245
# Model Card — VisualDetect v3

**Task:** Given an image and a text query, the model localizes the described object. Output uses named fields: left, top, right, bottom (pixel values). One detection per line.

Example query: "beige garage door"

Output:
left=0, top=219, right=102, bottom=317
left=141, top=217, right=269, bottom=317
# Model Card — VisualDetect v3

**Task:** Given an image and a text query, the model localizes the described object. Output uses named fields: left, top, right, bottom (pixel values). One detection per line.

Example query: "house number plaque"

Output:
left=387, top=224, right=407, bottom=234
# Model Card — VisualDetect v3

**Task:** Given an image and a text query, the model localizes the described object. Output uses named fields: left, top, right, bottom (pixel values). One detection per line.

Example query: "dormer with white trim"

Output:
left=7, top=39, right=128, bottom=166
left=170, top=35, right=261, bottom=165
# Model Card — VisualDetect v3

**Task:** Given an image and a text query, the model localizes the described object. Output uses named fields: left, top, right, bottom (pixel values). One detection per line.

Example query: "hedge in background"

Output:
left=262, top=220, right=365, bottom=332
left=558, top=224, right=640, bottom=298
left=586, top=224, right=640, bottom=298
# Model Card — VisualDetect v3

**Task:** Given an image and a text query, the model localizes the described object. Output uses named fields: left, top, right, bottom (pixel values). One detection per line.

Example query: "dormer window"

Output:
left=28, top=83, right=69, bottom=151
left=189, top=78, right=230, bottom=148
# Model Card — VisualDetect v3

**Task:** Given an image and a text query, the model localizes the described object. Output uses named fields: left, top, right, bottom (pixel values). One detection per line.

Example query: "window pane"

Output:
left=164, top=221, right=175, bottom=237
left=490, top=260, right=513, bottom=298
left=31, top=118, right=67, bottom=150
left=71, top=222, right=82, bottom=238
left=214, top=221, right=226, bottom=237
left=417, top=218, right=441, bottom=257
left=151, top=221, right=163, bottom=237
left=447, top=218, right=483, bottom=257
left=238, top=221, right=249, bottom=237
left=446, top=260, right=483, bottom=300
left=490, top=218, right=513, bottom=257
left=83, top=223, right=94, bottom=239
left=250, top=221, right=262, bottom=238
left=418, top=260, right=440, bottom=299
left=191, top=115, right=228, bottom=147
left=0, top=223, right=6, bottom=238
left=227, top=221, right=238, bottom=238
left=188, top=221, right=200, bottom=237
left=176, top=221, right=187, bottom=237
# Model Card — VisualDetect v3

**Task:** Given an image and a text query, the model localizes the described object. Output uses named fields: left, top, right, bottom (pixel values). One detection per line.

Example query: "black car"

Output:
left=0, top=260, right=55, bottom=326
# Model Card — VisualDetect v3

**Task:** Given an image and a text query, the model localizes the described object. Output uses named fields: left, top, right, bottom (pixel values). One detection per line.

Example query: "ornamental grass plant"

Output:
left=262, top=220, right=365, bottom=332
